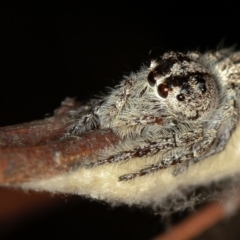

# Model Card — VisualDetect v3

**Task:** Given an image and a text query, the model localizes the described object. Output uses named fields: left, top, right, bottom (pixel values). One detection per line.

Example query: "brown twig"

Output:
left=0, top=131, right=119, bottom=183
left=0, top=98, right=119, bottom=183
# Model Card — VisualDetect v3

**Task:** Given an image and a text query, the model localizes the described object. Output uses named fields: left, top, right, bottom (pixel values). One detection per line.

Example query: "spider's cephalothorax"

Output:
left=147, top=52, right=218, bottom=120
left=68, top=49, right=240, bottom=181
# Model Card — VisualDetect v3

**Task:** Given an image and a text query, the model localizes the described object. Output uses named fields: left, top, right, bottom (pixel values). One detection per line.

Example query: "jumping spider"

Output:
left=67, top=49, right=240, bottom=181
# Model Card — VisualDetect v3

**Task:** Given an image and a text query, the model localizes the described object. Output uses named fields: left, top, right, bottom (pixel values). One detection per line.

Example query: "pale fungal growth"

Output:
left=15, top=48, right=240, bottom=211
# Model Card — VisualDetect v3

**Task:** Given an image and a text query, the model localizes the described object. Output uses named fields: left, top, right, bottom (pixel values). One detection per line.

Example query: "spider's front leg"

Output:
left=118, top=127, right=217, bottom=181
left=86, top=124, right=204, bottom=168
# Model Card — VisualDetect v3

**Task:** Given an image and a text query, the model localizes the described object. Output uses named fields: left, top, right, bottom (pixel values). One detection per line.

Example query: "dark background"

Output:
left=1, top=1, right=240, bottom=239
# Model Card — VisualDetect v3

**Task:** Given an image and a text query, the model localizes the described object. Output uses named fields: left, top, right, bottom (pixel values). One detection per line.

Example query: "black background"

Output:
left=1, top=1, right=240, bottom=239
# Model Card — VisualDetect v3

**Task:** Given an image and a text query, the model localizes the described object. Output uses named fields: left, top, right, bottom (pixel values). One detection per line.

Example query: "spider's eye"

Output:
left=176, top=94, right=185, bottom=101
left=194, top=76, right=207, bottom=93
left=157, top=83, right=169, bottom=98
left=198, top=80, right=207, bottom=94
left=200, top=85, right=207, bottom=93
left=147, top=71, right=157, bottom=86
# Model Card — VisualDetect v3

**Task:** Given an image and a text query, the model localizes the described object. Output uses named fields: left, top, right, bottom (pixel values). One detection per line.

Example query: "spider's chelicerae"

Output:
left=67, top=48, right=240, bottom=181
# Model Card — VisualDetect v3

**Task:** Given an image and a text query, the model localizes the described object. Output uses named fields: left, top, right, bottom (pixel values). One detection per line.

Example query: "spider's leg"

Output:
left=172, top=161, right=191, bottom=176
left=86, top=139, right=176, bottom=168
left=68, top=111, right=100, bottom=135
left=118, top=147, right=194, bottom=181
left=86, top=126, right=203, bottom=168
left=119, top=130, right=217, bottom=181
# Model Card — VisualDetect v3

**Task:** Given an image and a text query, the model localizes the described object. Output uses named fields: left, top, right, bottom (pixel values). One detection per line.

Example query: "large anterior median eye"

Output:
left=157, top=83, right=169, bottom=98
left=147, top=71, right=157, bottom=86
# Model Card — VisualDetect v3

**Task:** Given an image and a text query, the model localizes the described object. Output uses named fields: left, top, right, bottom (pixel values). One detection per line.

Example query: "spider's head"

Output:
left=147, top=52, right=218, bottom=120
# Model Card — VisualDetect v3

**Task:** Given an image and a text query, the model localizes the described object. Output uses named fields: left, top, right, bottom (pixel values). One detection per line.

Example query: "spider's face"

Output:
left=147, top=52, right=219, bottom=119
